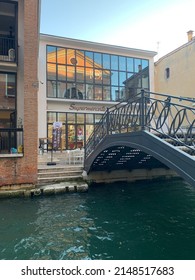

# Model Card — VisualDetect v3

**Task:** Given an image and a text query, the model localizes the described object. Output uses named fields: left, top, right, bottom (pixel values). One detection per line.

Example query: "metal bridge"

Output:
left=84, top=90, right=195, bottom=187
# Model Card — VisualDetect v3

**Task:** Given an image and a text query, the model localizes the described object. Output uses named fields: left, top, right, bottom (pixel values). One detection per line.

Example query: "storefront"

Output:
left=38, top=34, right=156, bottom=150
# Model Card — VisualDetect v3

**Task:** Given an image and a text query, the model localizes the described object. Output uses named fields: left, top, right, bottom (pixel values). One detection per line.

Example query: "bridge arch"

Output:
left=84, top=131, right=195, bottom=186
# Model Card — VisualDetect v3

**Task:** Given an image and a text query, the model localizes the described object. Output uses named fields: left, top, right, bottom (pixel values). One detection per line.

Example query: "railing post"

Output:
left=106, top=107, right=110, bottom=135
left=140, top=89, right=146, bottom=130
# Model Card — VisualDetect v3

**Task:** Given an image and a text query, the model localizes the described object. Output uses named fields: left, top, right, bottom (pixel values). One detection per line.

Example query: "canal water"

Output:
left=0, top=178, right=195, bottom=260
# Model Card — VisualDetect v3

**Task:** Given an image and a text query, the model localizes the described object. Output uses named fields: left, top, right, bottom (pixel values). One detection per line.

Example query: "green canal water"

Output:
left=0, top=178, right=195, bottom=260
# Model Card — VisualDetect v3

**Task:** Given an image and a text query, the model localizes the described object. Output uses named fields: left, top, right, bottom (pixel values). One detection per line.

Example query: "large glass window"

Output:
left=47, top=112, right=104, bottom=150
left=46, top=46, right=150, bottom=101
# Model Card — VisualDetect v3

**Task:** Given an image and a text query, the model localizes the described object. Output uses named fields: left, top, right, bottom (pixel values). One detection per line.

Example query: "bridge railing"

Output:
left=85, top=90, right=195, bottom=158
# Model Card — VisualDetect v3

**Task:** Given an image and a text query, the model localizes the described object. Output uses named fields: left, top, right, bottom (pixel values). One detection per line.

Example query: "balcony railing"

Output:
left=0, top=37, right=16, bottom=63
left=0, top=128, right=23, bottom=155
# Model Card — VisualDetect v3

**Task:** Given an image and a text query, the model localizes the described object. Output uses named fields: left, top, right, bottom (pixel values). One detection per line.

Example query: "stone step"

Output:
left=38, top=170, right=82, bottom=178
left=37, top=174, right=83, bottom=185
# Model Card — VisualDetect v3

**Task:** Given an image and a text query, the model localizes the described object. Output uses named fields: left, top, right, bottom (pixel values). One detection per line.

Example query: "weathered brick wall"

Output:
left=0, top=0, right=39, bottom=188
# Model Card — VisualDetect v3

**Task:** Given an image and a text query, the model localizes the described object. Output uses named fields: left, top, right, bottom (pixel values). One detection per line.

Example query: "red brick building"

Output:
left=0, top=0, right=40, bottom=188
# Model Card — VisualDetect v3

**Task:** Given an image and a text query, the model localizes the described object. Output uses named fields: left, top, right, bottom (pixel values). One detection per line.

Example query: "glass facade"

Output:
left=46, top=45, right=150, bottom=150
left=46, top=46, right=150, bottom=101
left=47, top=112, right=103, bottom=150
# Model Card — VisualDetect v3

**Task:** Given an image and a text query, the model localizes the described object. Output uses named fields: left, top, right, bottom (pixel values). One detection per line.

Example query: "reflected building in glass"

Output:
left=38, top=34, right=156, bottom=150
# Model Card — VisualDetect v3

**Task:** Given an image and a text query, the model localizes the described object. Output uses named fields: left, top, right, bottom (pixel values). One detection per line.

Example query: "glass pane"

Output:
left=47, top=63, right=56, bottom=80
left=58, top=82, right=66, bottom=98
left=77, top=84, right=85, bottom=99
left=94, top=52, right=102, bottom=67
left=119, top=71, right=126, bottom=86
left=86, top=114, right=94, bottom=123
left=94, top=69, right=102, bottom=84
left=76, top=66, right=84, bottom=82
left=95, top=114, right=103, bottom=123
left=75, top=125, right=84, bottom=148
left=61, top=125, right=66, bottom=150
left=58, top=113, right=66, bottom=122
left=86, top=124, right=94, bottom=141
left=111, top=55, right=118, bottom=70
left=111, top=70, right=118, bottom=86
left=57, top=47, right=66, bottom=64
left=135, top=58, right=141, bottom=72
left=47, top=46, right=56, bottom=63
left=142, top=59, right=149, bottom=70
left=102, top=69, right=111, bottom=85
left=85, top=67, right=93, bottom=83
left=47, top=112, right=56, bottom=122
left=119, top=56, right=126, bottom=71
left=86, top=85, right=93, bottom=100
left=118, top=87, right=125, bottom=101
left=94, top=85, right=102, bottom=100
left=67, top=66, right=75, bottom=82
left=67, top=49, right=76, bottom=65
left=47, top=80, right=57, bottom=98
left=111, top=86, right=119, bottom=101
left=77, top=114, right=85, bottom=123
left=127, top=57, right=133, bottom=72
left=57, top=65, right=66, bottom=81
left=142, top=75, right=149, bottom=89
left=67, top=113, right=75, bottom=123
left=76, top=50, right=84, bottom=66
left=103, top=86, right=111, bottom=101
left=103, top=53, right=110, bottom=69
left=85, top=51, right=93, bottom=67
left=68, top=125, right=76, bottom=149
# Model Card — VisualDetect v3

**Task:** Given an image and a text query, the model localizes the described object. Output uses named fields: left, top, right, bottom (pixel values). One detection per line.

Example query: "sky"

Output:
left=40, top=0, right=195, bottom=60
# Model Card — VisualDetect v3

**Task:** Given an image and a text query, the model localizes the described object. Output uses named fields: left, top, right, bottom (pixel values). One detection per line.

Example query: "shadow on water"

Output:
left=0, top=178, right=195, bottom=260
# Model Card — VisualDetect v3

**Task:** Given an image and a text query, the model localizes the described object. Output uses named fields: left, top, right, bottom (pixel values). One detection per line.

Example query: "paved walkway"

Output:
left=38, top=149, right=84, bottom=169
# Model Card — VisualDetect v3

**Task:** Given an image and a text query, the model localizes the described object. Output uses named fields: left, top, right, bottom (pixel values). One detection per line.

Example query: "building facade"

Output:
left=0, top=0, right=40, bottom=187
left=38, top=34, right=156, bottom=150
left=155, top=30, right=195, bottom=104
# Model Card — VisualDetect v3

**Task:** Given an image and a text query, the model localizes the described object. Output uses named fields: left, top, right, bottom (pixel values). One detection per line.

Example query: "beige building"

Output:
left=155, top=30, right=195, bottom=103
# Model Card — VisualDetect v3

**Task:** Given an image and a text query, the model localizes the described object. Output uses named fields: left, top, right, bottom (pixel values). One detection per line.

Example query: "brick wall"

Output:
left=0, top=0, right=39, bottom=188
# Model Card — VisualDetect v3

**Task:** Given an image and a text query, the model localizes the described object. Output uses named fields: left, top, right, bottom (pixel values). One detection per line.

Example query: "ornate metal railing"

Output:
left=85, top=90, right=195, bottom=158
left=0, top=128, right=23, bottom=155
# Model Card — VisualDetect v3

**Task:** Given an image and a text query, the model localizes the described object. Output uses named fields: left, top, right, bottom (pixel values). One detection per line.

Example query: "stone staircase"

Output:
left=38, top=166, right=84, bottom=185
left=37, top=151, right=84, bottom=186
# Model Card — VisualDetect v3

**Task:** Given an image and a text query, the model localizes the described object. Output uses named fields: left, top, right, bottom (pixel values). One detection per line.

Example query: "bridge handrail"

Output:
left=85, top=90, right=195, bottom=158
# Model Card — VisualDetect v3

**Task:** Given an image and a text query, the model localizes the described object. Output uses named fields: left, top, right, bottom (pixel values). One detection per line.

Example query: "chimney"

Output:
left=187, top=30, right=194, bottom=42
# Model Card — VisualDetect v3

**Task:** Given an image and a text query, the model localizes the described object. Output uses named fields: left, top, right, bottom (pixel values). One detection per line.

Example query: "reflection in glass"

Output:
left=76, top=67, right=85, bottom=82
left=86, top=85, right=93, bottom=100
left=67, top=113, right=75, bottom=123
left=47, top=46, right=56, bottom=63
left=57, top=48, right=66, bottom=64
left=111, top=71, right=118, bottom=85
left=77, top=114, right=85, bottom=124
left=103, top=53, right=110, bottom=69
left=134, top=58, right=141, bottom=73
left=85, top=67, right=93, bottom=83
left=67, top=66, right=75, bottom=82
left=119, top=71, right=126, bottom=86
left=103, top=86, right=110, bottom=100
left=119, top=56, right=126, bottom=71
left=57, top=65, right=66, bottom=81
left=102, top=69, right=111, bottom=85
left=85, top=51, right=93, bottom=67
left=94, top=85, right=102, bottom=100
left=94, top=69, right=102, bottom=84
left=111, top=86, right=119, bottom=101
left=94, top=53, right=102, bottom=67
left=76, top=50, right=84, bottom=66
left=47, top=63, right=56, bottom=80
left=127, top=57, right=133, bottom=72
left=111, top=55, right=118, bottom=70
left=58, top=82, right=66, bottom=98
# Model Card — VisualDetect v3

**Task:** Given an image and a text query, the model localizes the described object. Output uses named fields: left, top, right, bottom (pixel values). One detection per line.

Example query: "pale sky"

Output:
left=40, top=0, right=195, bottom=60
